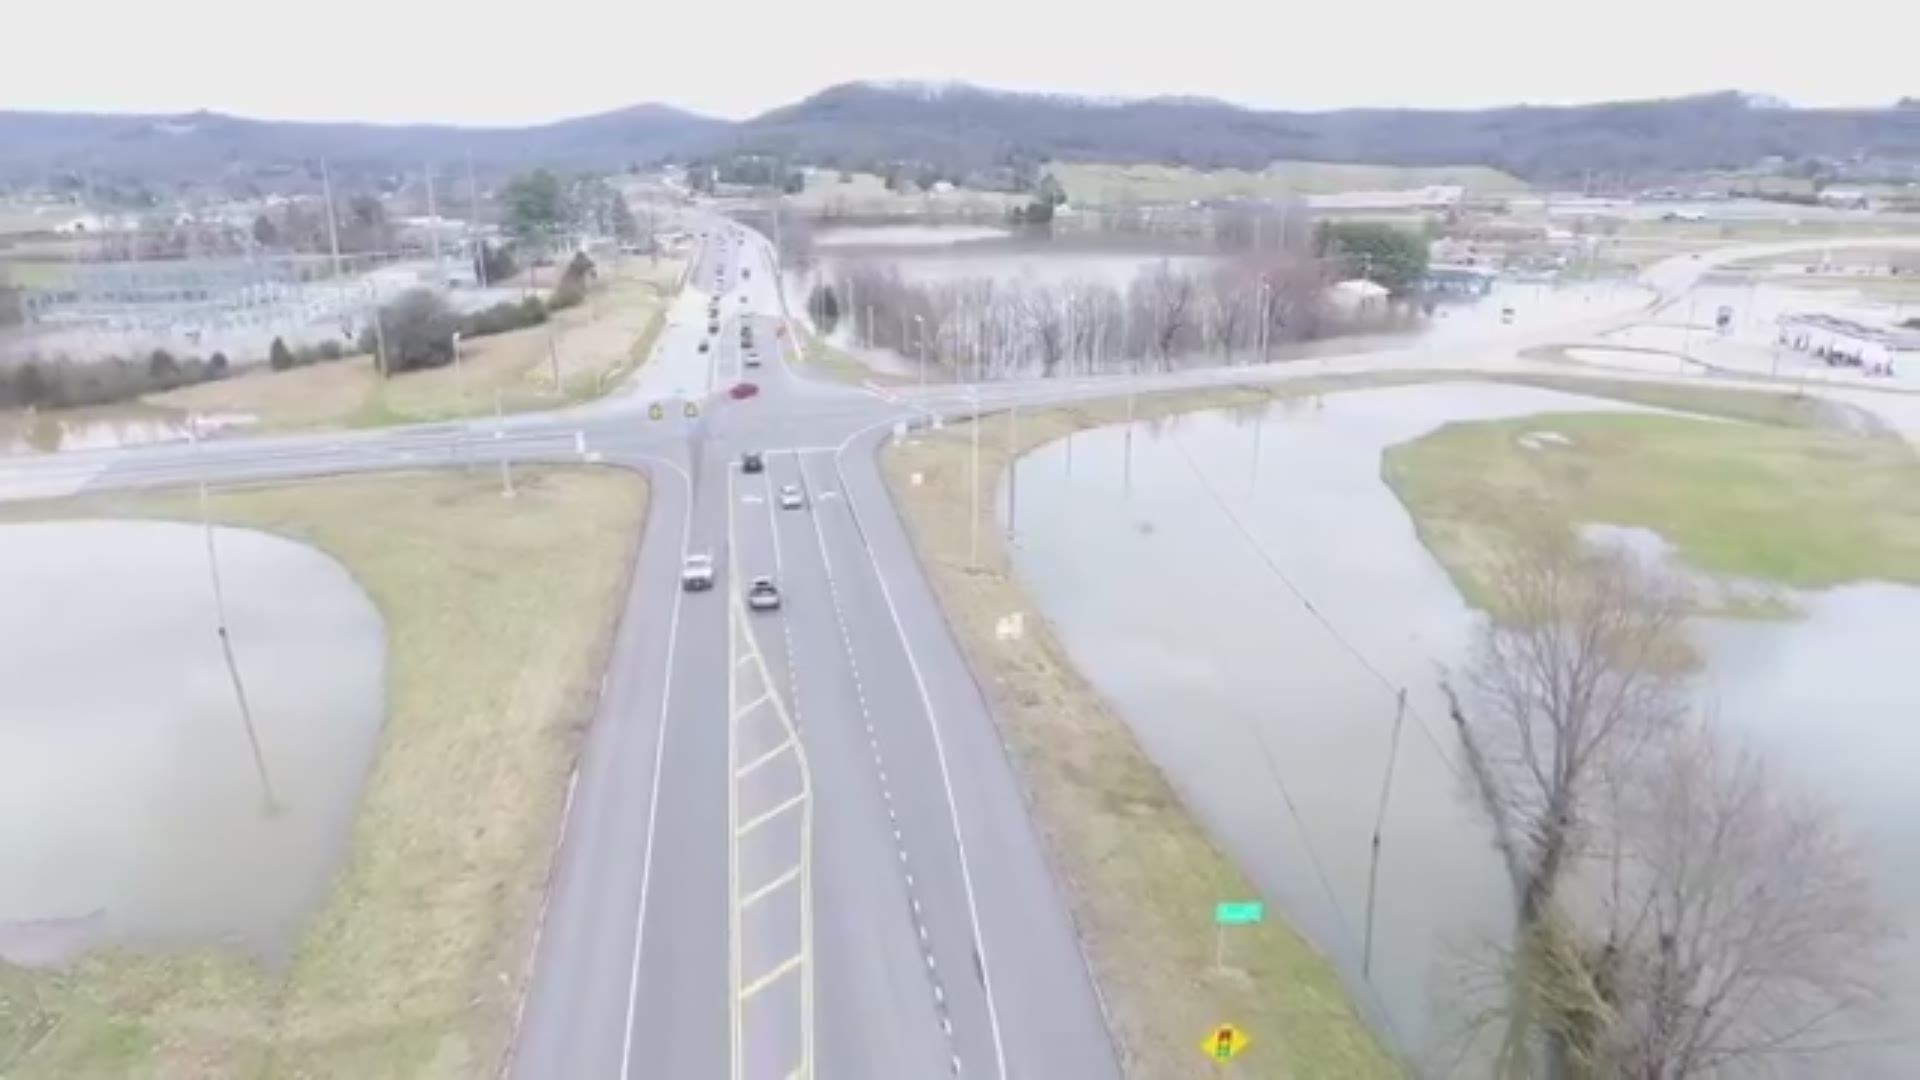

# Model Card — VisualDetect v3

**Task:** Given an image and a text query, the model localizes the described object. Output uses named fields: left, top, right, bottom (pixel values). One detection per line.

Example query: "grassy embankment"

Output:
left=881, top=369, right=1920, bottom=1077
left=796, top=332, right=921, bottom=387
left=884, top=375, right=1425, bottom=1080
left=148, top=257, right=682, bottom=432
left=0, top=468, right=647, bottom=1078
left=1382, top=385, right=1920, bottom=613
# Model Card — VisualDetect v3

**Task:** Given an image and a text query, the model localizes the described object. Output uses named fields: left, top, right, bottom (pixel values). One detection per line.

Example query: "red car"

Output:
left=729, top=382, right=760, bottom=400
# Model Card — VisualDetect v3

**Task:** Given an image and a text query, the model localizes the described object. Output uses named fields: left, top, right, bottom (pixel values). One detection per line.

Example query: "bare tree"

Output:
left=1583, top=720, right=1893, bottom=1079
left=1131, top=260, right=1198, bottom=369
left=1203, top=263, right=1255, bottom=359
left=1443, top=532, right=1694, bottom=1077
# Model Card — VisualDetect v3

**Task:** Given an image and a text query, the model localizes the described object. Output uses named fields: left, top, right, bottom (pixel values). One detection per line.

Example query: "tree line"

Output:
left=814, top=251, right=1413, bottom=380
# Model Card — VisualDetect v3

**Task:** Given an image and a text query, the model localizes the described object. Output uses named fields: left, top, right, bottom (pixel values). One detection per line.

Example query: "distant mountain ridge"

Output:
left=3, top=81, right=1918, bottom=192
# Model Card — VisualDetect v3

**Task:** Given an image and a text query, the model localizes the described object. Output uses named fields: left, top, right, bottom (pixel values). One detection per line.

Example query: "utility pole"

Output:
left=319, top=158, right=344, bottom=283
left=426, top=166, right=441, bottom=269
left=467, top=149, right=485, bottom=287
left=190, top=416, right=279, bottom=815
left=369, top=282, right=389, bottom=379
left=1362, top=688, right=1408, bottom=979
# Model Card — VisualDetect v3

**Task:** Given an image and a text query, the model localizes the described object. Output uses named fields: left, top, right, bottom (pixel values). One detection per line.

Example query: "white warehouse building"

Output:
left=1777, top=313, right=1898, bottom=375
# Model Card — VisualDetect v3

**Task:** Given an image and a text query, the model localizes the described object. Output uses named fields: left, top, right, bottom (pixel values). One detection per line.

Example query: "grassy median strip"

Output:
left=0, top=467, right=647, bottom=1078
left=882, top=377, right=1416, bottom=1079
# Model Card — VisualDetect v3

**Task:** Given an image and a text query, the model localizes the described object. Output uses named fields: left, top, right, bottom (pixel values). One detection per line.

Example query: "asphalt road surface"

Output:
left=6, top=227, right=1915, bottom=1080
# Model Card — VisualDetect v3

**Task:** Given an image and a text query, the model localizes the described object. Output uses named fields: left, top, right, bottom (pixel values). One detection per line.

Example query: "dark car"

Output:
left=741, top=450, right=764, bottom=472
left=698, top=339, right=710, bottom=353
left=730, top=382, right=760, bottom=401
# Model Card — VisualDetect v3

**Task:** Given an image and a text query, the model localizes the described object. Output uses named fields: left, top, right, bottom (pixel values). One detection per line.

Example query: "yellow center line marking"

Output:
left=736, top=739, right=795, bottom=780
left=740, top=953, right=804, bottom=1001
left=740, top=864, right=802, bottom=909
left=737, top=791, right=806, bottom=837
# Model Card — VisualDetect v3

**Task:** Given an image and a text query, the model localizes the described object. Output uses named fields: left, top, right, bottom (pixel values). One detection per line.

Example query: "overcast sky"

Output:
left=5, top=0, right=1914, bottom=124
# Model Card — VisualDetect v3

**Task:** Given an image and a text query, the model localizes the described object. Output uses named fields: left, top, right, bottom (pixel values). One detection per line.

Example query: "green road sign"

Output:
left=1214, top=901, right=1265, bottom=926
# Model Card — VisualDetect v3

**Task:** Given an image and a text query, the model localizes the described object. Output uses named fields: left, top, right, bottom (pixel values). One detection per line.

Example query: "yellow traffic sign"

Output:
left=684, top=400, right=699, bottom=418
left=1201, top=1023, right=1249, bottom=1063
left=647, top=402, right=664, bottom=421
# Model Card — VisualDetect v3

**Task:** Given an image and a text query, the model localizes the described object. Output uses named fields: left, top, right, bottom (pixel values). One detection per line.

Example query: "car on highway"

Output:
left=708, top=321, right=719, bottom=334
left=778, top=484, right=804, bottom=510
left=680, top=553, right=715, bottom=591
left=747, top=576, right=781, bottom=611
left=742, top=267, right=751, bottom=279
left=741, top=450, right=764, bottom=473
left=744, top=354, right=760, bottom=368
left=729, top=382, right=760, bottom=400
left=698, top=339, right=710, bottom=353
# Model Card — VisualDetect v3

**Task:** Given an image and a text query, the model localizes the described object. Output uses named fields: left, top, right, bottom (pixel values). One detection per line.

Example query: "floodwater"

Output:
left=0, top=520, right=385, bottom=967
left=0, top=406, right=255, bottom=455
left=1002, top=383, right=1920, bottom=1073
left=812, top=224, right=1014, bottom=248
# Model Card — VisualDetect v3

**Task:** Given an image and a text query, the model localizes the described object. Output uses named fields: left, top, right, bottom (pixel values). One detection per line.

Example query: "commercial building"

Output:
left=1776, top=314, right=1899, bottom=374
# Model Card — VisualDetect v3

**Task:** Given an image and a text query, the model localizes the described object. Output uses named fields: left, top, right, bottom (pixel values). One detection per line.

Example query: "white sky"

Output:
left=4, top=0, right=1914, bottom=123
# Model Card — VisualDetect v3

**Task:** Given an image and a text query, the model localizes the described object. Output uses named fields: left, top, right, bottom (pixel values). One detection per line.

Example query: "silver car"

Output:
left=778, top=484, right=804, bottom=510
left=747, top=576, right=781, bottom=611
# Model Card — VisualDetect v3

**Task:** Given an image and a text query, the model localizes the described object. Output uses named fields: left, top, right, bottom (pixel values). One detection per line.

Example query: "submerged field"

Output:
left=0, top=468, right=647, bottom=1077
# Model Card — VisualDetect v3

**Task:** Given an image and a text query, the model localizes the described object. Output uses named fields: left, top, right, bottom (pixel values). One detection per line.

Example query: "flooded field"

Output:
left=1001, top=383, right=1920, bottom=1072
left=0, top=520, right=385, bottom=967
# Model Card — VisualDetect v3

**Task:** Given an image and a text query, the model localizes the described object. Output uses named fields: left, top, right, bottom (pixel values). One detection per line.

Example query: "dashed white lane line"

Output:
left=793, top=450, right=963, bottom=1067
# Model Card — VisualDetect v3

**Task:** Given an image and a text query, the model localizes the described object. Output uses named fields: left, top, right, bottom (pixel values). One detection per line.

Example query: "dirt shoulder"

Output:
left=0, top=467, right=647, bottom=1078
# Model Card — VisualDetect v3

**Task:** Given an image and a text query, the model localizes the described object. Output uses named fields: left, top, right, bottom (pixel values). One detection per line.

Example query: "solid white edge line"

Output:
left=823, top=429, right=1012, bottom=1079
left=619, top=454, right=694, bottom=1080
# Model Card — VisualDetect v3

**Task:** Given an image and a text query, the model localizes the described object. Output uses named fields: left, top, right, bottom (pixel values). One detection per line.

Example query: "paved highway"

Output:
left=6, top=227, right=1919, bottom=1079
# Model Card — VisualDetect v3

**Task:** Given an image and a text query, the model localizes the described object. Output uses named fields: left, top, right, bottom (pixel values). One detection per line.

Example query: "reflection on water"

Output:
left=1003, top=383, right=1920, bottom=1073
left=0, top=520, right=384, bottom=968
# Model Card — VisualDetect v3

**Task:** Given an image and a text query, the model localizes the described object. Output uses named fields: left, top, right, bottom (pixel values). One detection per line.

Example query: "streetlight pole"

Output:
left=1259, top=281, right=1272, bottom=364
left=914, top=313, right=927, bottom=389
left=1005, top=398, right=1020, bottom=540
left=969, top=390, right=982, bottom=568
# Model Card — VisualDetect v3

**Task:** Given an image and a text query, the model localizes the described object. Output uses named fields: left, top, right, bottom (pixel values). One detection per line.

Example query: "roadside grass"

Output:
left=797, top=333, right=919, bottom=387
left=0, top=467, right=648, bottom=1078
left=878, top=366, right=1920, bottom=1075
left=146, top=257, right=682, bottom=432
left=883, top=375, right=1424, bottom=1079
left=1381, top=407, right=1920, bottom=614
left=1496, top=367, right=1899, bottom=435
left=1051, top=161, right=1526, bottom=206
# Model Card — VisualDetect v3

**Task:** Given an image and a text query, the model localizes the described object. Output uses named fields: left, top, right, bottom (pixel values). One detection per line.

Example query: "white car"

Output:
left=778, top=484, right=804, bottom=510
left=747, top=576, right=782, bottom=611
left=680, top=553, right=715, bottom=591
